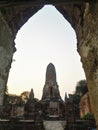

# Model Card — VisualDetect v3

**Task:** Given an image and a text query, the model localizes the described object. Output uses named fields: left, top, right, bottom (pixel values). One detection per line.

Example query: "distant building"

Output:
left=41, top=63, right=61, bottom=100
left=41, top=63, right=65, bottom=119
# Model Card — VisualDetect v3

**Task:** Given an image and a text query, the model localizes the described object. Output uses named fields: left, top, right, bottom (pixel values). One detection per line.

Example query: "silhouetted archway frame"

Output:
left=0, top=1, right=98, bottom=129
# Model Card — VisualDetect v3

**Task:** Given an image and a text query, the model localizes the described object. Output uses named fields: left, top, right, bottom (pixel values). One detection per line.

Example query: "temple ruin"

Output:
left=0, top=63, right=96, bottom=129
left=41, top=63, right=65, bottom=119
left=0, top=0, right=98, bottom=129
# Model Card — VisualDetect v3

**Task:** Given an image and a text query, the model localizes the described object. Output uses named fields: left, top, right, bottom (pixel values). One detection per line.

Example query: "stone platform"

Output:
left=43, top=120, right=66, bottom=130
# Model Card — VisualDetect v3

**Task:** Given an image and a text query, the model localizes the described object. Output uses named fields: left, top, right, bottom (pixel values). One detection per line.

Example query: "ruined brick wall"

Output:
left=0, top=11, right=15, bottom=107
left=79, top=93, right=92, bottom=117
left=56, top=2, right=98, bottom=127
left=0, top=1, right=98, bottom=129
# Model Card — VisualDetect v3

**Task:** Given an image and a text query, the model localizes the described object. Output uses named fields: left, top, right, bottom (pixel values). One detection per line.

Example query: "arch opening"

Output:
left=7, top=5, right=85, bottom=100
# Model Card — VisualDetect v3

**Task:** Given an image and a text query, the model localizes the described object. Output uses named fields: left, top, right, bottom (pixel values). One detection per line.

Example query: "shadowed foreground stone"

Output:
left=43, top=120, right=66, bottom=130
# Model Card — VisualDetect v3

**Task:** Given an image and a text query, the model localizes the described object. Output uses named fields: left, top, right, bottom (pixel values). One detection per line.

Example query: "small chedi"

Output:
left=24, top=89, right=42, bottom=122
left=41, top=63, right=65, bottom=119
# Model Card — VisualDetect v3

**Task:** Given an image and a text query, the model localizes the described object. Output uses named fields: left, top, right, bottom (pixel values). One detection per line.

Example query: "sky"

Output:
left=7, top=5, right=85, bottom=100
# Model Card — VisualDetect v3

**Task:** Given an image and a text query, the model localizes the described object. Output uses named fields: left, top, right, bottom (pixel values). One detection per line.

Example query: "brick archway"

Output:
left=0, top=1, right=98, bottom=129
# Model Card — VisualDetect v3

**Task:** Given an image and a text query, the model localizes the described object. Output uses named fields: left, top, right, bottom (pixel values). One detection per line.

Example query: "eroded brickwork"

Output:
left=0, top=1, right=98, bottom=129
left=0, top=12, right=15, bottom=107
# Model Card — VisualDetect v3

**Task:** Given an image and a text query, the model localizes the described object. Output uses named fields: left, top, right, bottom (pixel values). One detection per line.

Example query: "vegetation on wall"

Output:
left=82, top=112, right=95, bottom=120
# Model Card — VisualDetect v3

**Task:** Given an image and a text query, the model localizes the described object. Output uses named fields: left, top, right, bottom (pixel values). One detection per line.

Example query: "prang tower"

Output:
left=42, top=63, right=61, bottom=100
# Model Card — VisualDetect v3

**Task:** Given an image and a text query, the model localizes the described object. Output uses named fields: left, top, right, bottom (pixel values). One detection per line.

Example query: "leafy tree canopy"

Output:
left=75, top=79, right=88, bottom=96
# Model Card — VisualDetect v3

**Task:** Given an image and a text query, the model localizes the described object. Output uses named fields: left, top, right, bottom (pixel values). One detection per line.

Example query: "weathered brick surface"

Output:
left=0, top=1, right=98, bottom=129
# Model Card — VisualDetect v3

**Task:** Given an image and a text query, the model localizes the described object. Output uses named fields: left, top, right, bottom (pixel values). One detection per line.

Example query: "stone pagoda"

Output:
left=42, top=63, right=61, bottom=100
left=41, top=63, right=65, bottom=119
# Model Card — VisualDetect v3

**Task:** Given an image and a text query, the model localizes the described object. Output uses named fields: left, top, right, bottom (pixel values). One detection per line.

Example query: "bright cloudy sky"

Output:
left=7, top=5, right=85, bottom=100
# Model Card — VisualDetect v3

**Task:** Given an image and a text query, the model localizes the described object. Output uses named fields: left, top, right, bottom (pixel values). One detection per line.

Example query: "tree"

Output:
left=71, top=80, right=88, bottom=105
left=75, top=80, right=88, bottom=96
left=20, top=91, right=30, bottom=102
left=71, top=94, right=81, bottom=104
